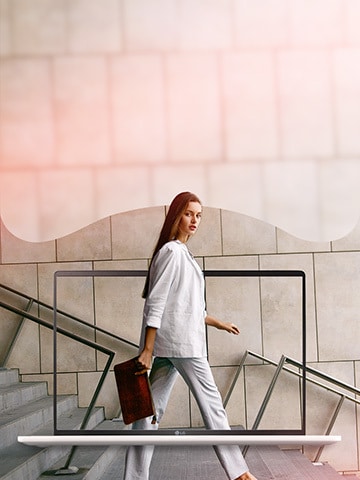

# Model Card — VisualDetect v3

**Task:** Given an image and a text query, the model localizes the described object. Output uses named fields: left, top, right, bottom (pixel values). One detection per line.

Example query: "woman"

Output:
left=123, top=192, right=257, bottom=480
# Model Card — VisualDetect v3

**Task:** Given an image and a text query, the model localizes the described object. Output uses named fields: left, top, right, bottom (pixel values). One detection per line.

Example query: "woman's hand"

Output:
left=220, top=321, right=240, bottom=335
left=135, top=349, right=153, bottom=375
left=135, top=326, right=157, bottom=375
left=205, top=315, right=240, bottom=335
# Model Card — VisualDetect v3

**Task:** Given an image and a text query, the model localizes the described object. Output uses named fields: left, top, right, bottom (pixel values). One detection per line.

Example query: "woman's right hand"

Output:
left=135, top=326, right=157, bottom=375
left=135, top=349, right=152, bottom=375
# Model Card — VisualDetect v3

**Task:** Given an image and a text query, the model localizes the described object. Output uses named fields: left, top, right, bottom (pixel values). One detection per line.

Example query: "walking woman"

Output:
left=123, top=192, right=257, bottom=480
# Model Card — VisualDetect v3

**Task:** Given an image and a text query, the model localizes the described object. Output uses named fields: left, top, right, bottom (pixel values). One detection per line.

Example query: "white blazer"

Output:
left=140, top=240, right=207, bottom=358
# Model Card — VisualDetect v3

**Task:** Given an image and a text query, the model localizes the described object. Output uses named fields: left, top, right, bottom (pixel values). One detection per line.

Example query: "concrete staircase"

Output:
left=0, top=368, right=123, bottom=480
left=1, top=368, right=358, bottom=480
left=98, top=443, right=359, bottom=480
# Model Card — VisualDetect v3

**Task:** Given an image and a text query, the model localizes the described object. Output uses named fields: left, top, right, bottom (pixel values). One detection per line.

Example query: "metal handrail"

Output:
left=0, top=285, right=137, bottom=474
left=0, top=282, right=138, bottom=425
left=241, top=351, right=360, bottom=400
left=226, top=350, right=360, bottom=460
left=0, top=282, right=138, bottom=351
left=1, top=281, right=357, bottom=466
left=0, top=300, right=115, bottom=357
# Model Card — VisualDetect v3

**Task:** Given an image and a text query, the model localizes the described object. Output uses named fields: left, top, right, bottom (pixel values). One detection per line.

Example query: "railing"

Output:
left=1, top=276, right=357, bottom=468
left=225, top=350, right=360, bottom=460
left=0, top=282, right=138, bottom=473
left=0, top=282, right=138, bottom=366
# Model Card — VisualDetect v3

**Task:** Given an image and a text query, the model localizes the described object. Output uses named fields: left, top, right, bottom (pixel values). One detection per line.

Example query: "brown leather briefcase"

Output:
left=114, top=357, right=155, bottom=425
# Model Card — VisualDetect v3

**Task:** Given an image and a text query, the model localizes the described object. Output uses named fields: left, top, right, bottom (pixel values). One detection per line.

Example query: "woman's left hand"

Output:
left=205, top=315, right=240, bottom=335
left=220, top=322, right=240, bottom=335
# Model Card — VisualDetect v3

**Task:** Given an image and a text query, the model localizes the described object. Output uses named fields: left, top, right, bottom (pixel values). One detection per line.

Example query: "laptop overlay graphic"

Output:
left=18, top=270, right=341, bottom=448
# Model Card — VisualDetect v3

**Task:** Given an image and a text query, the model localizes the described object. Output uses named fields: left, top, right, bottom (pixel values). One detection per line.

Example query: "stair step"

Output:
left=336, top=476, right=359, bottom=479
left=98, top=443, right=350, bottom=480
left=39, top=446, right=119, bottom=479
left=0, top=441, right=71, bottom=480
left=283, top=449, right=345, bottom=479
left=37, top=404, right=106, bottom=434
left=0, top=407, right=106, bottom=480
left=0, top=380, right=48, bottom=414
left=0, top=368, right=20, bottom=386
left=284, top=449, right=347, bottom=479
left=36, top=419, right=127, bottom=479
left=246, top=445, right=307, bottom=479
left=318, top=464, right=359, bottom=480
left=0, top=394, right=78, bottom=448
left=0, top=368, right=115, bottom=480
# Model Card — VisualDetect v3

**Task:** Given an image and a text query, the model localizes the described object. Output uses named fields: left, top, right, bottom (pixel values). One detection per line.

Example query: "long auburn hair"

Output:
left=142, top=191, right=202, bottom=298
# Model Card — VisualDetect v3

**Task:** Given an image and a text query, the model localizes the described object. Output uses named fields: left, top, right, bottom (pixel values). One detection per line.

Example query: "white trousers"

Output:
left=123, top=357, right=249, bottom=480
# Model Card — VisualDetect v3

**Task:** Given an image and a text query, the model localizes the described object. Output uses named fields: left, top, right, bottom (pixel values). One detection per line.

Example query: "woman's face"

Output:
left=176, top=201, right=202, bottom=242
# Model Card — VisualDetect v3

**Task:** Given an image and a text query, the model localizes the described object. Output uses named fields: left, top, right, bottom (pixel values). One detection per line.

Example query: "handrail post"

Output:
left=313, top=395, right=345, bottom=463
left=242, top=355, right=287, bottom=457
left=55, top=351, right=115, bottom=474
left=251, top=355, right=287, bottom=431
left=2, top=298, right=34, bottom=367
left=224, top=350, right=248, bottom=408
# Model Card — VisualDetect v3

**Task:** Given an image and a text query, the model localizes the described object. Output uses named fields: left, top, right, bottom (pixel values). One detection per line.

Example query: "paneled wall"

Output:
left=0, top=206, right=359, bottom=474
left=1, top=0, right=360, bottom=242
left=1, top=1, right=359, bottom=475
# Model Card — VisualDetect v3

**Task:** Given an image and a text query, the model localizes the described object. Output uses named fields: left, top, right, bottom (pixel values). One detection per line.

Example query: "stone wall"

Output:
left=1, top=0, right=360, bottom=242
left=0, top=205, right=359, bottom=474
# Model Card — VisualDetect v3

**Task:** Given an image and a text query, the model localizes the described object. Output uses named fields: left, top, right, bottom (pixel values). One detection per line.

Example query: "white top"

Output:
left=139, top=240, right=207, bottom=358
